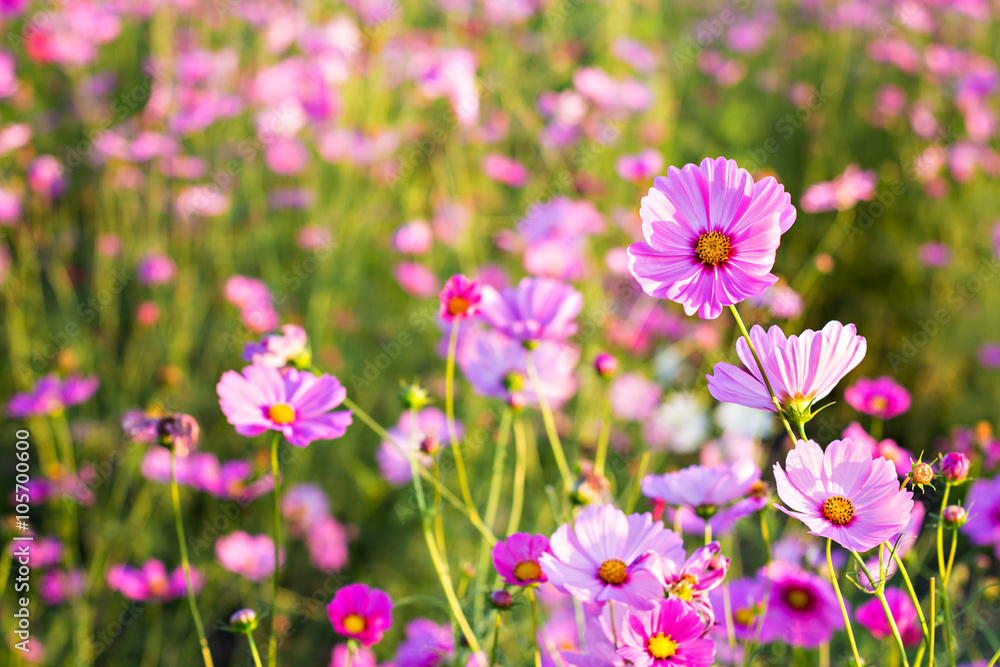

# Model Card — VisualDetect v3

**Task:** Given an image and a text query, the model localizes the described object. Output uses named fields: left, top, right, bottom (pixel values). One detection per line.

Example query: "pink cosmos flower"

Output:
left=483, top=153, right=529, bottom=187
left=844, top=376, right=911, bottom=420
left=7, top=374, right=100, bottom=418
left=394, top=261, right=440, bottom=298
left=627, top=157, right=796, bottom=319
left=137, top=253, right=177, bottom=286
left=759, top=561, right=843, bottom=647
left=40, top=569, right=83, bottom=605
left=27, top=155, right=66, bottom=198
left=376, top=407, right=461, bottom=485
left=707, top=321, right=866, bottom=418
left=394, top=618, right=454, bottom=667
left=224, top=275, right=278, bottom=333
left=616, top=598, right=716, bottom=667
left=329, top=645, right=378, bottom=667
left=707, top=577, right=765, bottom=644
left=609, top=373, right=663, bottom=421
left=660, top=542, right=730, bottom=624
left=123, top=411, right=201, bottom=457
left=392, top=220, right=433, bottom=255
left=773, top=438, right=914, bottom=552
left=140, top=449, right=274, bottom=502
left=415, top=48, right=479, bottom=128
left=842, top=421, right=911, bottom=478
left=217, top=366, right=352, bottom=447
left=0, top=187, right=20, bottom=225
left=800, top=164, right=877, bottom=213
left=961, top=476, right=1000, bottom=558
left=855, top=588, right=922, bottom=646
left=917, top=242, right=951, bottom=267
left=492, top=532, right=552, bottom=586
left=642, top=461, right=766, bottom=537
left=282, top=483, right=330, bottom=536
left=439, top=274, right=483, bottom=323
left=307, top=516, right=351, bottom=573
left=243, top=324, right=310, bottom=368
left=327, top=583, right=394, bottom=647
left=617, top=149, right=664, bottom=183
left=539, top=504, right=684, bottom=609
left=107, top=560, right=203, bottom=602
left=458, top=331, right=579, bottom=409
left=478, top=276, right=583, bottom=343
left=216, top=531, right=282, bottom=581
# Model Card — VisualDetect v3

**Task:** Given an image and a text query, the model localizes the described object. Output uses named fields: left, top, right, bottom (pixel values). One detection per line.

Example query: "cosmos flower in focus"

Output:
left=773, top=438, right=914, bottom=552
left=707, top=321, right=866, bottom=423
left=327, top=583, right=393, bottom=647
left=492, top=532, right=551, bottom=586
left=616, top=598, right=716, bottom=667
left=478, top=276, right=583, bottom=344
left=627, top=156, right=796, bottom=319
left=217, top=365, right=352, bottom=447
left=539, top=504, right=684, bottom=609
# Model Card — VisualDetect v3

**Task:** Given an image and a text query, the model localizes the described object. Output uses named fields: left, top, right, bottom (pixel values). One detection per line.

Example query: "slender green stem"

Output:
left=944, top=528, right=958, bottom=588
left=506, top=415, right=527, bottom=537
left=936, top=484, right=956, bottom=666
left=871, top=417, right=883, bottom=441
left=247, top=634, right=264, bottom=667
left=796, top=420, right=808, bottom=441
left=893, top=550, right=931, bottom=648
left=852, top=551, right=909, bottom=667
left=704, top=523, right=713, bottom=546
left=445, top=322, right=479, bottom=521
left=728, top=305, right=797, bottom=442
left=721, top=582, right=737, bottom=662
left=345, top=395, right=496, bottom=541
left=609, top=600, right=619, bottom=649
left=929, top=578, right=936, bottom=667
left=475, top=409, right=512, bottom=624
left=268, top=433, right=282, bottom=667
left=986, top=645, right=1000, bottom=667
left=525, top=353, right=574, bottom=490
left=594, top=396, right=612, bottom=477
left=171, top=449, right=215, bottom=667
left=827, top=540, right=863, bottom=667
left=432, top=459, right=447, bottom=555
left=528, top=588, right=542, bottom=667
left=490, top=612, right=502, bottom=667
left=407, top=410, right=482, bottom=654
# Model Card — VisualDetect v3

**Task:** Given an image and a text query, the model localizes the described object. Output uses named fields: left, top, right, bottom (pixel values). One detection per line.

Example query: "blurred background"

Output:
left=2, top=0, right=1000, bottom=663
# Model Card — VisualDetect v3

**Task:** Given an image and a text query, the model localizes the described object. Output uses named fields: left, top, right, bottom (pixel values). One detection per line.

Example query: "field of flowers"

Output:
left=3, top=0, right=1000, bottom=665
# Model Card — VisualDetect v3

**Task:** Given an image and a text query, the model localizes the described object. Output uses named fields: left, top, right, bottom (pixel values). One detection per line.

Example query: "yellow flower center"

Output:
left=784, top=588, right=812, bottom=610
left=822, top=495, right=854, bottom=526
left=695, top=231, right=732, bottom=266
left=670, top=574, right=697, bottom=601
left=734, top=608, right=755, bottom=626
left=268, top=403, right=296, bottom=424
left=342, top=614, right=366, bottom=634
left=447, top=296, right=470, bottom=316
left=647, top=632, right=678, bottom=659
left=870, top=396, right=888, bottom=412
left=598, top=558, right=628, bottom=585
left=514, top=561, right=542, bottom=582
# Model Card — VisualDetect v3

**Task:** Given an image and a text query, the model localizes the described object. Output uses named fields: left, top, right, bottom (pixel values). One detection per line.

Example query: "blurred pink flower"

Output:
left=27, top=155, right=66, bottom=198
left=616, top=149, right=664, bottom=184
left=392, top=219, right=433, bottom=255
left=482, top=153, right=529, bottom=187
left=137, top=253, right=177, bottom=286
left=844, top=376, right=911, bottom=419
left=107, top=560, right=202, bottom=602
left=216, top=531, right=282, bottom=581
left=917, top=242, right=951, bottom=266
left=800, top=164, right=877, bottom=213
left=265, top=136, right=310, bottom=175
left=609, top=372, right=662, bottom=421
left=393, top=261, right=440, bottom=297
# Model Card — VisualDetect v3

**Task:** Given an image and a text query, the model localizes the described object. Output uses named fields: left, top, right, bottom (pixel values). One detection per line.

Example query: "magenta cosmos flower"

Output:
left=478, top=276, right=583, bottom=343
left=707, top=321, right=866, bottom=420
left=844, top=376, right=911, bottom=420
left=617, top=598, right=716, bottom=667
left=376, top=407, right=462, bottom=485
left=215, top=531, right=282, bottom=582
left=539, top=503, right=684, bottom=609
left=217, top=366, right=352, bottom=447
left=660, top=542, right=730, bottom=624
left=327, top=583, right=393, bottom=647
left=773, top=438, right=914, bottom=552
left=394, top=618, right=455, bottom=667
left=627, top=156, right=796, bottom=319
left=492, top=532, right=552, bottom=586
left=439, top=274, right=483, bottom=323
left=855, top=588, right=922, bottom=646
left=760, top=561, right=843, bottom=647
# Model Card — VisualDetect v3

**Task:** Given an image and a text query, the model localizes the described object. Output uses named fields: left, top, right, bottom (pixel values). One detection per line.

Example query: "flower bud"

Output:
left=229, top=608, right=258, bottom=633
left=942, top=505, right=967, bottom=526
left=593, top=352, right=618, bottom=378
left=507, top=392, right=527, bottom=411
left=939, top=452, right=970, bottom=484
left=910, top=460, right=934, bottom=486
left=489, top=590, right=513, bottom=609
left=399, top=381, right=432, bottom=410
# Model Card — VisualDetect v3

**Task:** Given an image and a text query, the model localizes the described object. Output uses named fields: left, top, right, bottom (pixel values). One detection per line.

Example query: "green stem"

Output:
left=525, top=353, right=574, bottom=490
left=171, top=449, right=215, bottom=667
left=827, top=540, right=863, bottom=667
left=944, top=528, right=958, bottom=588
left=929, top=578, right=936, bottom=667
left=594, top=396, right=612, bottom=477
left=248, top=634, right=264, bottom=667
left=528, top=588, right=542, bottom=667
left=268, top=433, right=282, bottom=667
left=986, top=645, right=1000, bottom=667
left=446, top=322, right=479, bottom=521
left=475, top=409, right=512, bottom=624
left=728, top=305, right=797, bottom=442
left=490, top=612, right=502, bottom=667
left=704, top=522, right=713, bottom=546
left=796, top=420, right=808, bottom=441
left=893, top=551, right=932, bottom=649
left=936, top=484, right=956, bottom=666
left=506, top=415, right=527, bottom=537
left=852, top=551, right=909, bottom=667
left=871, top=417, right=883, bottom=442
left=624, top=451, right=650, bottom=514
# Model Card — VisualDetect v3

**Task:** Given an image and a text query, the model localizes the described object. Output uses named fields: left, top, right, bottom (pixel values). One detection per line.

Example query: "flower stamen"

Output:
left=647, top=632, right=678, bottom=659
left=822, top=495, right=854, bottom=525
left=268, top=403, right=296, bottom=424
left=695, top=231, right=732, bottom=266
left=598, top=558, right=628, bottom=585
